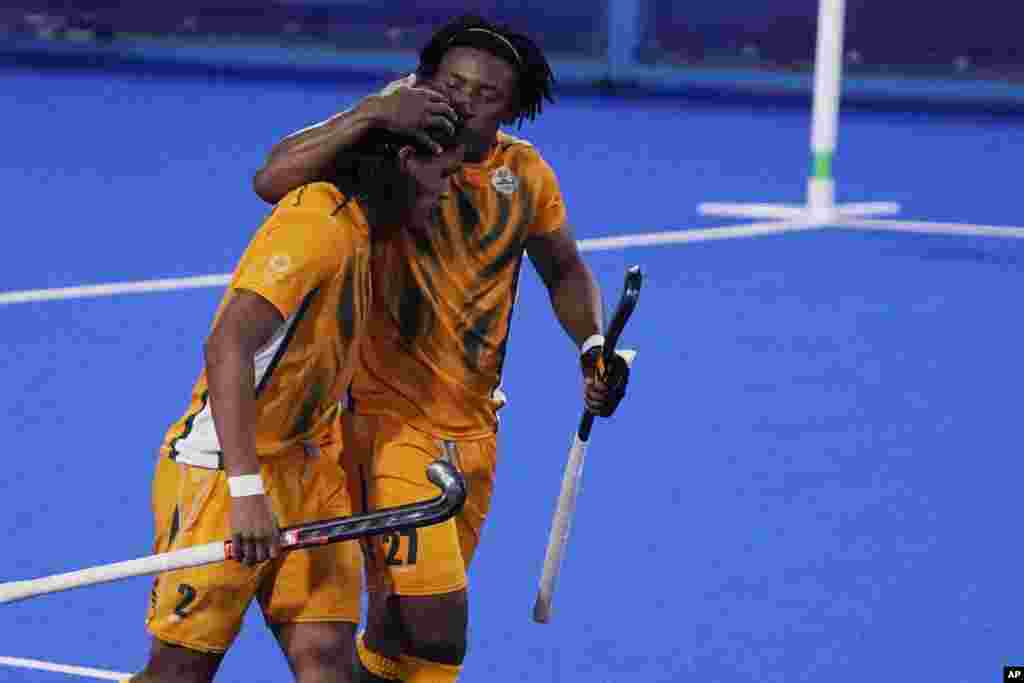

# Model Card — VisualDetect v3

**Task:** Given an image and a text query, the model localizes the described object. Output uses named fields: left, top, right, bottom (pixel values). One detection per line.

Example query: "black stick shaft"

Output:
left=258, top=460, right=464, bottom=553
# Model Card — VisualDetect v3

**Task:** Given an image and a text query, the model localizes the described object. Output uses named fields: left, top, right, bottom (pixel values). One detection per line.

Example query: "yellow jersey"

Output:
left=351, top=132, right=567, bottom=439
left=163, top=182, right=372, bottom=467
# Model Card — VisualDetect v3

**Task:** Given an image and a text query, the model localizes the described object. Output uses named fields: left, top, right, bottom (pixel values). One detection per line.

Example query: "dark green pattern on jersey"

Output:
left=463, top=304, right=501, bottom=371
left=478, top=192, right=512, bottom=252
left=289, top=375, right=326, bottom=439
left=454, top=185, right=480, bottom=239
left=336, top=264, right=356, bottom=341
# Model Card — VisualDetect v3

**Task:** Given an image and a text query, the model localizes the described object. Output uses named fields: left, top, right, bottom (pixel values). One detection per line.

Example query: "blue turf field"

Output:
left=1, top=66, right=1022, bottom=682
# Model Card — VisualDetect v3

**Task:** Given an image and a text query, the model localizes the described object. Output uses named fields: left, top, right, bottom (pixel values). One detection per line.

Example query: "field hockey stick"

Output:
left=533, top=265, right=643, bottom=623
left=0, top=459, right=465, bottom=606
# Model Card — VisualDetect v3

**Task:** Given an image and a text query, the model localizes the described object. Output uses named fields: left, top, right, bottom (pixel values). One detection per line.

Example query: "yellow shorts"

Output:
left=341, top=413, right=496, bottom=597
left=146, top=446, right=363, bottom=654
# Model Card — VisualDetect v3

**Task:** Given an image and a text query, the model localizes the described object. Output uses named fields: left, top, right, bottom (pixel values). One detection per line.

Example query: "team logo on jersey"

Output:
left=266, top=252, right=293, bottom=283
left=490, top=166, right=519, bottom=195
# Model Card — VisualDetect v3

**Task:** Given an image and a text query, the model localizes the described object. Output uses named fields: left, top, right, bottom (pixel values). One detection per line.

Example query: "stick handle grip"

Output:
left=0, top=542, right=228, bottom=605
left=578, top=349, right=637, bottom=442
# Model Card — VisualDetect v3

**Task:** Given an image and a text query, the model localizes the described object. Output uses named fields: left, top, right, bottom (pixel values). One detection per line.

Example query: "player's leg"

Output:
left=134, top=455, right=267, bottom=682
left=342, top=413, right=407, bottom=682
left=351, top=586, right=408, bottom=681
left=128, top=640, right=222, bottom=683
left=394, top=590, right=467, bottom=675
left=353, top=596, right=404, bottom=681
left=397, top=436, right=495, bottom=682
left=272, top=622, right=357, bottom=683
left=374, top=511, right=468, bottom=681
left=354, top=415, right=496, bottom=682
left=262, top=445, right=364, bottom=683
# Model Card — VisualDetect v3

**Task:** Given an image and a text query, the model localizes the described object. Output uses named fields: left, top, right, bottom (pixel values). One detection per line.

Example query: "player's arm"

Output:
left=206, top=199, right=341, bottom=563
left=252, top=79, right=458, bottom=204
left=204, top=289, right=285, bottom=566
left=526, top=224, right=603, bottom=349
left=526, top=226, right=627, bottom=417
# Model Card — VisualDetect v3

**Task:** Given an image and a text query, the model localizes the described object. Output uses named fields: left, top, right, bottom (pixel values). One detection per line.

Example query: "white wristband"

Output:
left=228, top=474, right=265, bottom=498
left=580, top=334, right=605, bottom=356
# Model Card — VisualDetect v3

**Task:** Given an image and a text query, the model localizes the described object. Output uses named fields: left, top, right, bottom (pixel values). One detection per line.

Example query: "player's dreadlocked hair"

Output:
left=325, top=116, right=464, bottom=228
left=416, top=15, right=556, bottom=126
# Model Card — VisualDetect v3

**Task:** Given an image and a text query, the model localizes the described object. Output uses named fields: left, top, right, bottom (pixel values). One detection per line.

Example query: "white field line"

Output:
left=0, top=221, right=811, bottom=306
left=0, top=273, right=231, bottom=305
left=0, top=656, right=130, bottom=681
left=4, top=217, right=1024, bottom=307
left=835, top=218, right=1024, bottom=239
left=575, top=220, right=817, bottom=252
left=697, top=202, right=810, bottom=219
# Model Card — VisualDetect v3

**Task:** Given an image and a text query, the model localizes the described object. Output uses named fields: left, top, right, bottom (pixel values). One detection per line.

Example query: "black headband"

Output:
left=447, top=27, right=522, bottom=69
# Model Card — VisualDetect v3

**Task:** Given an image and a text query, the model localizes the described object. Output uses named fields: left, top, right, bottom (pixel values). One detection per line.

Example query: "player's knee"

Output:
left=291, top=642, right=351, bottom=680
left=292, top=653, right=352, bottom=683
left=136, top=639, right=221, bottom=683
left=397, top=591, right=468, bottom=666
left=279, top=622, right=357, bottom=682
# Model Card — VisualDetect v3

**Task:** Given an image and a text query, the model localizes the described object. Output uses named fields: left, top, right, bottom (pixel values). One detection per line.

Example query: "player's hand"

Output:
left=229, top=494, right=281, bottom=566
left=369, top=82, right=458, bottom=154
left=581, top=346, right=630, bottom=417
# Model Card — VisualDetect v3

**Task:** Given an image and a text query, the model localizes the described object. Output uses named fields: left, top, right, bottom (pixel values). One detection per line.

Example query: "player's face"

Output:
left=402, top=143, right=465, bottom=228
left=430, top=47, right=518, bottom=160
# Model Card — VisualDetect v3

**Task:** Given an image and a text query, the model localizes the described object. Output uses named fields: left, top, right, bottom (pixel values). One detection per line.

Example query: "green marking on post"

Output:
left=812, top=152, right=833, bottom=179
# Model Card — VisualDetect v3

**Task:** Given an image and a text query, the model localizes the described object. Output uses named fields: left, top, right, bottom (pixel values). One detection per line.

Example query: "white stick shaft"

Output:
left=533, top=348, right=636, bottom=623
left=0, top=542, right=227, bottom=605
left=533, top=434, right=588, bottom=623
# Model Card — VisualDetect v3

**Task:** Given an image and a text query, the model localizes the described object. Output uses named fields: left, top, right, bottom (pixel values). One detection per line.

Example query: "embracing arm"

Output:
left=252, top=82, right=458, bottom=204
left=252, top=104, right=378, bottom=204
